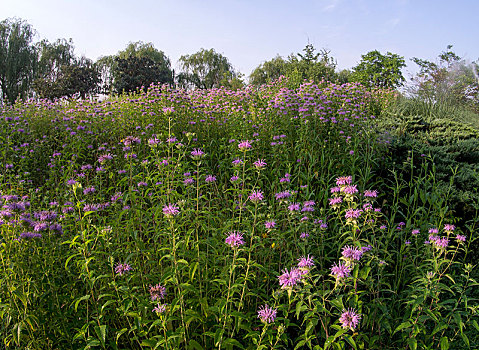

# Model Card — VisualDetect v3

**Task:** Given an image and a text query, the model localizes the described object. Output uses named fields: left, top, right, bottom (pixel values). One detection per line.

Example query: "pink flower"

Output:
left=339, top=308, right=361, bottom=331
left=257, top=305, right=277, bottom=324
left=225, top=231, right=245, bottom=248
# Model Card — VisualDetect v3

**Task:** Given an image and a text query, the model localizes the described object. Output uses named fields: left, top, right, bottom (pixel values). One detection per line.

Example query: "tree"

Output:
left=102, top=41, right=173, bottom=94
left=33, top=39, right=100, bottom=99
left=0, top=18, right=37, bottom=104
left=35, top=38, right=75, bottom=82
left=249, top=44, right=338, bottom=87
left=249, top=55, right=287, bottom=85
left=112, top=56, right=171, bottom=93
left=411, top=45, right=479, bottom=109
left=350, top=50, right=406, bottom=89
left=178, top=48, right=237, bottom=89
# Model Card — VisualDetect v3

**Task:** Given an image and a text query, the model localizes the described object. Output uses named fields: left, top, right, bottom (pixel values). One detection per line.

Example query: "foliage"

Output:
left=33, top=55, right=100, bottom=100
left=350, top=50, right=406, bottom=89
left=249, top=44, right=338, bottom=87
left=98, top=41, right=174, bottom=94
left=112, top=55, right=173, bottom=94
left=0, top=18, right=37, bottom=104
left=410, top=45, right=479, bottom=111
left=177, top=48, right=238, bottom=89
left=249, top=55, right=288, bottom=85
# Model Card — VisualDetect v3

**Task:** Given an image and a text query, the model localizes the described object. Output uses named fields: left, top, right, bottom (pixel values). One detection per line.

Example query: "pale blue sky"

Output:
left=1, top=0, right=478, bottom=79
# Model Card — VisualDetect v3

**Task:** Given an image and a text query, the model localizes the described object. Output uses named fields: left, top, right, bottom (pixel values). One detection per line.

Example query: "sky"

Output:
left=1, top=0, right=478, bottom=80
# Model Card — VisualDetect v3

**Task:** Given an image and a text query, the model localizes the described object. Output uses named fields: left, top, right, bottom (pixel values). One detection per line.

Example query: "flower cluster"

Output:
left=339, top=308, right=361, bottom=331
left=225, top=231, right=245, bottom=248
left=257, top=304, right=277, bottom=324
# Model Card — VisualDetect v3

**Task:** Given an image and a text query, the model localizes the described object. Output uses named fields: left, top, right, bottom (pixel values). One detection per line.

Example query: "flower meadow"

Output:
left=0, top=78, right=478, bottom=349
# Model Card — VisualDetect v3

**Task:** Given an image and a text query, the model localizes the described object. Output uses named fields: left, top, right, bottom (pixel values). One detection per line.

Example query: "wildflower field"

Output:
left=0, top=78, right=478, bottom=349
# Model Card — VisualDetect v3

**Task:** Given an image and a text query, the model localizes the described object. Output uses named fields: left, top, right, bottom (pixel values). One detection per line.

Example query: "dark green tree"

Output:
left=350, top=50, right=406, bottom=89
left=112, top=56, right=171, bottom=93
left=101, top=41, right=173, bottom=94
left=0, top=18, right=37, bottom=104
left=178, top=48, right=237, bottom=89
left=33, top=39, right=99, bottom=100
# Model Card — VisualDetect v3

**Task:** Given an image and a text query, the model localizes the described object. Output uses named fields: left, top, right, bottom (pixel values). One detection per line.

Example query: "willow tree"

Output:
left=178, top=48, right=237, bottom=89
left=0, top=18, right=37, bottom=104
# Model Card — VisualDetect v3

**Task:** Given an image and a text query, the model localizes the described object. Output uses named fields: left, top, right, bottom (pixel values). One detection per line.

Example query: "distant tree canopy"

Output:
left=249, top=44, right=338, bottom=87
left=178, top=48, right=240, bottom=89
left=411, top=45, right=479, bottom=110
left=350, top=50, right=406, bottom=89
left=0, top=18, right=37, bottom=104
left=99, top=41, right=173, bottom=94
left=33, top=38, right=100, bottom=99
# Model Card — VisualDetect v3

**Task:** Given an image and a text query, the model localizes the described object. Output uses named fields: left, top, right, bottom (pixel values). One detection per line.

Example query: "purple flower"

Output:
left=257, top=304, right=277, bottom=324
left=342, top=246, right=363, bottom=261
left=331, top=262, right=351, bottom=280
left=248, top=190, right=264, bottom=203
left=191, top=148, right=205, bottom=159
left=238, top=140, right=252, bottom=151
left=149, top=283, right=167, bottom=301
left=363, top=190, right=378, bottom=198
left=345, top=209, right=362, bottom=221
left=122, top=136, right=141, bottom=146
left=336, top=176, right=352, bottom=186
left=297, top=255, right=315, bottom=269
left=265, top=220, right=276, bottom=229
left=288, top=203, right=301, bottom=212
left=205, top=175, right=216, bottom=183
left=153, top=303, right=167, bottom=314
left=253, top=159, right=267, bottom=169
left=183, top=177, right=195, bottom=185
left=341, top=185, right=358, bottom=195
left=232, top=158, right=244, bottom=167
left=275, top=191, right=291, bottom=200
left=83, top=186, right=95, bottom=195
left=330, top=186, right=341, bottom=194
left=300, top=232, right=310, bottom=239
left=19, top=232, right=42, bottom=239
left=225, top=231, right=245, bottom=248
left=115, top=263, right=132, bottom=276
left=278, top=267, right=303, bottom=289
left=434, top=237, right=449, bottom=249
left=456, top=234, right=466, bottom=242
left=163, top=204, right=179, bottom=217
left=98, top=153, right=113, bottom=163
left=329, top=197, right=342, bottom=208
left=339, top=308, right=361, bottom=331
left=411, top=229, right=420, bottom=235
left=230, top=175, right=239, bottom=182
left=148, top=137, right=160, bottom=146
left=444, top=224, right=455, bottom=233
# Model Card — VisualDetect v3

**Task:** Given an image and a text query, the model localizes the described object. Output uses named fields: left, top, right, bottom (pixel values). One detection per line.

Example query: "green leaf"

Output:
left=440, top=336, right=449, bottom=350
left=188, top=339, right=204, bottom=350
left=94, top=324, right=107, bottom=348
left=408, top=337, right=417, bottom=350
left=73, top=294, right=90, bottom=312
left=432, top=322, right=448, bottom=336
left=223, top=338, right=245, bottom=349
left=393, top=321, right=411, bottom=335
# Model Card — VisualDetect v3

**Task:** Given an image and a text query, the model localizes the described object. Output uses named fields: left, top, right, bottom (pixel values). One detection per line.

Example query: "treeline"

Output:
left=0, top=17, right=478, bottom=108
